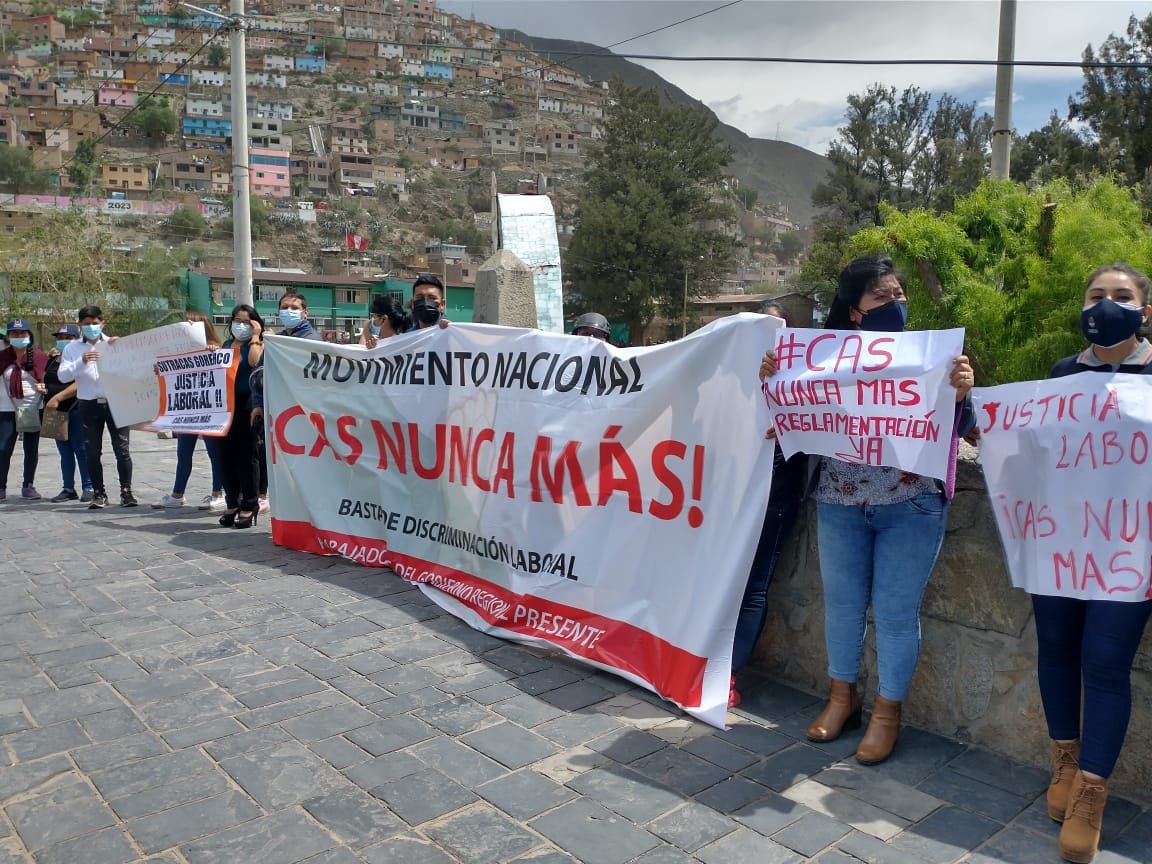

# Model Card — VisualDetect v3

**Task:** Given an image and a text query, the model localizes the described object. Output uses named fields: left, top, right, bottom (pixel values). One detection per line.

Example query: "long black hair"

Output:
left=229, top=304, right=265, bottom=332
left=825, top=254, right=898, bottom=331
left=370, top=295, right=408, bottom=334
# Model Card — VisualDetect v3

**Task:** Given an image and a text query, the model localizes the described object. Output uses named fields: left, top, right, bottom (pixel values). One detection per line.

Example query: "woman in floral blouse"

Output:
left=761, top=254, right=975, bottom=765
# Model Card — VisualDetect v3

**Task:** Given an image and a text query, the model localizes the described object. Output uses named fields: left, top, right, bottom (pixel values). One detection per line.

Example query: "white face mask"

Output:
left=231, top=322, right=253, bottom=341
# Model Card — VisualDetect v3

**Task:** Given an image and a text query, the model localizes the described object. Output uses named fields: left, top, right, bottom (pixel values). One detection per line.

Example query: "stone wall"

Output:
left=751, top=443, right=1152, bottom=801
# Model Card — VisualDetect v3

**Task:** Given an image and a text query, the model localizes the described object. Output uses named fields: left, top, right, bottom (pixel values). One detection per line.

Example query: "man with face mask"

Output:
left=56, top=306, right=135, bottom=509
left=407, top=275, right=448, bottom=331
left=250, top=291, right=322, bottom=428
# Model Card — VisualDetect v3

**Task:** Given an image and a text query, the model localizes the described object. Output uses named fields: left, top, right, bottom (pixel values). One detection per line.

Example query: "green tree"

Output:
left=1070, top=13, right=1152, bottom=185
left=67, top=138, right=99, bottom=195
left=126, top=96, right=178, bottom=144
left=566, top=79, right=739, bottom=344
left=0, top=145, right=51, bottom=194
left=206, top=41, right=228, bottom=68
left=843, top=177, right=1152, bottom=384
left=0, top=212, right=193, bottom=333
left=164, top=205, right=207, bottom=241
left=771, top=231, right=805, bottom=265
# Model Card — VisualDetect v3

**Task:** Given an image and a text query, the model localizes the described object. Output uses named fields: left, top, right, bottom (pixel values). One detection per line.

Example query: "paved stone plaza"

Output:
left=0, top=438, right=1150, bottom=864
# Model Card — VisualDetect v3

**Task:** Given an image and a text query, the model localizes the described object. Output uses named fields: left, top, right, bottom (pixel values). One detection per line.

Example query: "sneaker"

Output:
left=51, top=489, right=79, bottom=503
left=88, top=492, right=108, bottom=509
left=152, top=493, right=185, bottom=509
left=80, top=490, right=95, bottom=503
left=20, top=485, right=40, bottom=500
left=198, top=494, right=226, bottom=511
left=120, top=489, right=138, bottom=508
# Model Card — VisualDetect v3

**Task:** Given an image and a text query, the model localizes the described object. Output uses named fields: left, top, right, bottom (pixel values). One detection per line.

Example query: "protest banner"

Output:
left=263, top=313, right=782, bottom=727
left=973, top=372, right=1152, bottom=601
left=763, top=327, right=965, bottom=480
left=99, top=322, right=207, bottom=427
left=147, top=348, right=239, bottom=436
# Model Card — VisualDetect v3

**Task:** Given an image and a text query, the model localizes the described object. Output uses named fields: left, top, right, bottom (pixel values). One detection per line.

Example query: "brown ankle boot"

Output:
left=855, top=696, right=902, bottom=765
left=1048, top=740, right=1081, bottom=822
left=1059, top=771, right=1108, bottom=863
left=806, top=680, right=861, bottom=742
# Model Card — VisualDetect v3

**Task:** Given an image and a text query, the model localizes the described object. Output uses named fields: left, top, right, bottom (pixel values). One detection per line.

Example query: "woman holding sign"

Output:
left=760, top=254, right=975, bottom=766
left=1031, top=263, right=1152, bottom=864
left=218, top=305, right=264, bottom=529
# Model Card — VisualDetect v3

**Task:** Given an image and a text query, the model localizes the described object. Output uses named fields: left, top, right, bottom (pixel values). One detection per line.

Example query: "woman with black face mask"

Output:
left=760, top=254, right=975, bottom=767
left=1033, top=263, right=1152, bottom=864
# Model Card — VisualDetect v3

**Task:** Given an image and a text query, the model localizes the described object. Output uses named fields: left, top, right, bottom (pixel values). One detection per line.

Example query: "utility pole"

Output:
left=990, top=0, right=1016, bottom=181
left=183, top=1, right=252, bottom=306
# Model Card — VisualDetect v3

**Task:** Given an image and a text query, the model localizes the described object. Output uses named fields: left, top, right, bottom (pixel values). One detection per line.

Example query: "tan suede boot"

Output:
left=1059, top=770, right=1108, bottom=863
left=806, top=680, right=862, bottom=742
left=1048, top=740, right=1081, bottom=822
left=855, top=696, right=902, bottom=765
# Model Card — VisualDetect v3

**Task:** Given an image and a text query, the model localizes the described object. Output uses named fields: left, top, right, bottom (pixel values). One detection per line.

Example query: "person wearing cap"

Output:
left=0, top=317, right=50, bottom=501
left=759, top=254, right=975, bottom=766
left=56, top=305, right=136, bottom=509
left=43, top=324, right=94, bottom=503
left=572, top=312, right=611, bottom=341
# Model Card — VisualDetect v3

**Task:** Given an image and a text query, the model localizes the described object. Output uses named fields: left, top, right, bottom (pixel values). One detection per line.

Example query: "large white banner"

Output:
left=263, top=314, right=781, bottom=726
left=974, top=372, right=1152, bottom=601
left=764, top=327, right=965, bottom=481
left=99, top=322, right=207, bottom=427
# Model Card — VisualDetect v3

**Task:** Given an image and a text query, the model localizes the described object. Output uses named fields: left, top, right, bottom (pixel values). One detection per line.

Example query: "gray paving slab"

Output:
left=0, top=442, right=1148, bottom=864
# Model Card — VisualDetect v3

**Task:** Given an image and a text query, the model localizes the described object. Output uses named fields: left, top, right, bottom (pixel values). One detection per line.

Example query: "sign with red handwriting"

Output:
left=261, top=312, right=782, bottom=727
left=764, top=327, right=965, bottom=480
left=973, top=372, right=1152, bottom=601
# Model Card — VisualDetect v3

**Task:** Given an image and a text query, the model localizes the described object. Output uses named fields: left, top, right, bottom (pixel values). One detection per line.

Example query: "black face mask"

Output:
left=412, top=297, right=441, bottom=326
left=1080, top=298, right=1145, bottom=348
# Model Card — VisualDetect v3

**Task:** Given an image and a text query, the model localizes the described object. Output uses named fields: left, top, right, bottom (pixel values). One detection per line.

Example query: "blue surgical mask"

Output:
left=369, top=321, right=382, bottom=337
left=231, top=322, right=253, bottom=341
left=81, top=323, right=103, bottom=340
left=279, top=308, right=303, bottom=328
left=857, top=300, right=908, bottom=333
left=1080, top=298, right=1145, bottom=348
left=56, top=340, right=72, bottom=352
left=8, top=337, right=29, bottom=349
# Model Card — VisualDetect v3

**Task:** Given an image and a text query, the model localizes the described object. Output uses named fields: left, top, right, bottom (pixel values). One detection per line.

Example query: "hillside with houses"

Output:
left=0, top=0, right=820, bottom=338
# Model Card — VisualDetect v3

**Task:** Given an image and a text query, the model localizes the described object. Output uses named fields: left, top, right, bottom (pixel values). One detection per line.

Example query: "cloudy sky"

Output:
left=439, top=0, right=1152, bottom=155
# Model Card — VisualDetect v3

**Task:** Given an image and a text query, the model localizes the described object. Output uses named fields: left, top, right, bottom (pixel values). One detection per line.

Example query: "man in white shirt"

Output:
left=56, top=305, right=135, bottom=509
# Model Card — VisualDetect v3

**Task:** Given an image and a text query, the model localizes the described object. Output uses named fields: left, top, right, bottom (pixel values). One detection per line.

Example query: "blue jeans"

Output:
left=816, top=493, right=948, bottom=701
left=732, top=451, right=806, bottom=671
left=174, top=434, right=222, bottom=496
left=1032, top=594, right=1152, bottom=778
left=55, top=408, right=92, bottom=493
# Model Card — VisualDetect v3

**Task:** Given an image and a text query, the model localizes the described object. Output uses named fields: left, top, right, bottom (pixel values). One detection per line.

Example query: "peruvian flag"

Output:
left=345, top=232, right=368, bottom=251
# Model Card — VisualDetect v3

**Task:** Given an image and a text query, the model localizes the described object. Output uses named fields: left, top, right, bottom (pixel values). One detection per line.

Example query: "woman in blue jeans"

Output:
left=730, top=304, right=808, bottom=708
left=761, top=254, right=974, bottom=765
left=43, top=325, right=94, bottom=502
left=1035, top=263, right=1152, bottom=864
left=153, top=313, right=225, bottom=511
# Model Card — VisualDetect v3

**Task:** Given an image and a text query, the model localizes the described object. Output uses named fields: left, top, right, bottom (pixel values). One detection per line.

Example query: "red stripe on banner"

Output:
left=271, top=518, right=706, bottom=707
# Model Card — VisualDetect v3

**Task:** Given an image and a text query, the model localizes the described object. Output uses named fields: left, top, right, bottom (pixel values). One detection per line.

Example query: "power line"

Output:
left=59, top=24, right=228, bottom=176
left=515, top=52, right=1152, bottom=70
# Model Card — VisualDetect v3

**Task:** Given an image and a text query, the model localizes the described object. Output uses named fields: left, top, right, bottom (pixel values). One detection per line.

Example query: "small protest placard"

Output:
left=973, top=372, right=1152, bottom=601
left=99, top=322, right=207, bottom=427
left=148, top=347, right=239, bottom=436
left=764, top=327, right=965, bottom=480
